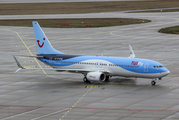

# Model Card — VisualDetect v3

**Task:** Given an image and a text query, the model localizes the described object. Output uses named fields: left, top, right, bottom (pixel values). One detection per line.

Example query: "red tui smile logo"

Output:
left=37, top=38, right=45, bottom=48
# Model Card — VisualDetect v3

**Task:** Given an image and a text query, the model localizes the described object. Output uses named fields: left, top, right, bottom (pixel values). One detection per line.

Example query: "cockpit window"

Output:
left=153, top=65, right=163, bottom=68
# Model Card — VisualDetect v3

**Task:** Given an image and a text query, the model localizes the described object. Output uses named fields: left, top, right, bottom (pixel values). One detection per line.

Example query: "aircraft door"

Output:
left=96, top=62, right=102, bottom=68
left=49, top=57, right=53, bottom=65
left=144, top=63, right=149, bottom=72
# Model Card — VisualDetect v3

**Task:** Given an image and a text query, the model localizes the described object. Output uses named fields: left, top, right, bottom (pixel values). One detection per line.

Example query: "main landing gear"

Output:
left=104, top=76, right=109, bottom=82
left=83, top=77, right=90, bottom=83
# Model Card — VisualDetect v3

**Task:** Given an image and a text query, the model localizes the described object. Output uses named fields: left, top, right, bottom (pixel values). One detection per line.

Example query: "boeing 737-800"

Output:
left=13, top=21, right=170, bottom=85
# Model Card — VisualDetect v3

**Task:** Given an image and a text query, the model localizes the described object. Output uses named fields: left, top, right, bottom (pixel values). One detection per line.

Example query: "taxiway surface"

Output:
left=0, top=12, right=179, bottom=120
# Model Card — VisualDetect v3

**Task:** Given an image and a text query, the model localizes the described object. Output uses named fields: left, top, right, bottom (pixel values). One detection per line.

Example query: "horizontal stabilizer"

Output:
left=13, top=55, right=53, bottom=73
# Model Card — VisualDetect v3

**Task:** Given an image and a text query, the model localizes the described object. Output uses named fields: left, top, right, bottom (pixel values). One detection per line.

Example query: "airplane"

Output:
left=13, top=21, right=170, bottom=86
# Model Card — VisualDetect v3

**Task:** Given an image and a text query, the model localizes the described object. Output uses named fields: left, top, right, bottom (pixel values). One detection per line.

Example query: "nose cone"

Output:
left=166, top=70, right=170, bottom=75
left=161, top=67, right=170, bottom=77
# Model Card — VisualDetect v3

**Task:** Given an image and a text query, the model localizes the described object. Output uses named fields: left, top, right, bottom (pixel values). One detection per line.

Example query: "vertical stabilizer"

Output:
left=32, top=21, right=64, bottom=54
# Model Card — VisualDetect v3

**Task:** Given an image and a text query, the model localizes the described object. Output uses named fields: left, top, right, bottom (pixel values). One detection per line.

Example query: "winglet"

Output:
left=128, top=45, right=135, bottom=58
left=13, top=56, right=24, bottom=73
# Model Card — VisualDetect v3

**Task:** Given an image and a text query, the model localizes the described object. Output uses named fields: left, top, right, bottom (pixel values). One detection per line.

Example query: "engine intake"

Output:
left=86, top=72, right=106, bottom=82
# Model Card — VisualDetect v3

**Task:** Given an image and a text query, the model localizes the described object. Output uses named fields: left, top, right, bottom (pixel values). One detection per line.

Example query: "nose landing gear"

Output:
left=151, top=81, right=156, bottom=86
left=151, top=78, right=159, bottom=86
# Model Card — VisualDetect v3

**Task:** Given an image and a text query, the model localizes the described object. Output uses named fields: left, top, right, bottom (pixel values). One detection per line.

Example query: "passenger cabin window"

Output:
left=153, top=65, right=163, bottom=68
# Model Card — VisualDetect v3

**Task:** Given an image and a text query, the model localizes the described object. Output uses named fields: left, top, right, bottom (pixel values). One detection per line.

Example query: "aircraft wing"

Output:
left=128, top=44, right=135, bottom=58
left=55, top=68, right=110, bottom=74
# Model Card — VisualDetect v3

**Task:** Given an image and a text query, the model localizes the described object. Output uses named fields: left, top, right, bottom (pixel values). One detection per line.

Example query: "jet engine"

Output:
left=86, top=72, right=106, bottom=82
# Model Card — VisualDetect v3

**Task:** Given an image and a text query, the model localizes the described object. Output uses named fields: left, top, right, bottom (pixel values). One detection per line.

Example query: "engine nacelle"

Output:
left=86, top=72, right=106, bottom=82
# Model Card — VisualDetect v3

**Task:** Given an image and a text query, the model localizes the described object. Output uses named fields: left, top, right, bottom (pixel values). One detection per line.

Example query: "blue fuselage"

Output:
left=37, top=54, right=170, bottom=78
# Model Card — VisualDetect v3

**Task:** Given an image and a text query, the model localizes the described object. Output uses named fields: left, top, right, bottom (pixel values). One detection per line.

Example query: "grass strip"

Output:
left=129, top=9, right=179, bottom=13
left=0, top=18, right=150, bottom=28
left=159, top=26, right=179, bottom=34
left=0, top=1, right=179, bottom=15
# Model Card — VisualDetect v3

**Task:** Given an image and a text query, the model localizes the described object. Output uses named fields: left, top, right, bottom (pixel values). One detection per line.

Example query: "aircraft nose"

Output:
left=165, top=70, right=170, bottom=75
left=163, top=70, right=170, bottom=75
left=161, top=68, right=170, bottom=76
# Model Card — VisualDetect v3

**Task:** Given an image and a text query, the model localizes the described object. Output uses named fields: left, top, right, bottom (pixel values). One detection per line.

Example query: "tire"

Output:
left=104, top=76, right=109, bottom=82
left=83, top=77, right=90, bottom=83
left=151, top=81, right=156, bottom=86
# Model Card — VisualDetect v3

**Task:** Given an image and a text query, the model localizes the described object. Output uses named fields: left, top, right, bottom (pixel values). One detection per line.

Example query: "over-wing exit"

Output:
left=13, top=21, right=170, bottom=85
